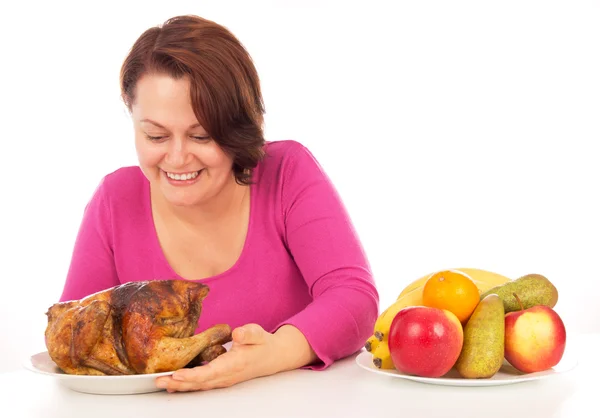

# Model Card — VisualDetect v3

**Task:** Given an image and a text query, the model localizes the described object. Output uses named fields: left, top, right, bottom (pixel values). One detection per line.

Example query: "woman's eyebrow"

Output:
left=140, top=119, right=165, bottom=128
left=140, top=119, right=202, bottom=129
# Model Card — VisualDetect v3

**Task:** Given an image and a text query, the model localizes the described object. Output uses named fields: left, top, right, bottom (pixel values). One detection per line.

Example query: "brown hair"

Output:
left=120, top=15, right=266, bottom=185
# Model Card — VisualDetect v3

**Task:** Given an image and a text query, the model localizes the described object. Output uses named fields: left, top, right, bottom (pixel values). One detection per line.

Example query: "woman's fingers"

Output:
left=155, top=324, right=274, bottom=392
left=156, top=350, right=243, bottom=391
left=232, top=323, right=267, bottom=345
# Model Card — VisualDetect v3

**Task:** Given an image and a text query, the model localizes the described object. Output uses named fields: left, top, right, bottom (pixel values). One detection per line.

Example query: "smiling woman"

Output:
left=120, top=14, right=265, bottom=187
left=57, top=14, right=379, bottom=392
left=132, top=73, right=245, bottom=209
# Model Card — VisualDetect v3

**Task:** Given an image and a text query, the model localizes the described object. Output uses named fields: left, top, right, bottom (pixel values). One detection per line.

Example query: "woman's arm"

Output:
left=273, top=141, right=380, bottom=369
left=59, top=177, right=120, bottom=302
left=272, top=324, right=319, bottom=371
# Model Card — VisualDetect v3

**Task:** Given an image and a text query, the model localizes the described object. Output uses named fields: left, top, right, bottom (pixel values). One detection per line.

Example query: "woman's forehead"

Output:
left=134, top=73, right=192, bottom=104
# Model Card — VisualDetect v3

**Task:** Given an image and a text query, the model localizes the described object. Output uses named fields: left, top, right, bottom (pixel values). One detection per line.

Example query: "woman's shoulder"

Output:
left=103, top=165, right=146, bottom=183
left=259, top=140, right=320, bottom=174
left=92, top=166, right=148, bottom=205
left=263, top=139, right=310, bottom=159
left=254, top=140, right=332, bottom=209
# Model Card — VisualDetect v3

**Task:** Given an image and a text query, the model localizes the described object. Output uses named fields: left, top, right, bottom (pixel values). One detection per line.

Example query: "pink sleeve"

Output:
left=59, top=177, right=119, bottom=302
left=275, top=144, right=379, bottom=369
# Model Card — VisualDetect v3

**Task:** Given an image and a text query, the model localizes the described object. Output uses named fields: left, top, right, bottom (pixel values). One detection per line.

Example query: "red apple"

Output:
left=388, top=306, right=464, bottom=378
left=504, top=294, right=567, bottom=373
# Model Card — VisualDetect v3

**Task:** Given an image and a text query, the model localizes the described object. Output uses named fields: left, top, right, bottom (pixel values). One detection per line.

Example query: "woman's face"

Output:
left=131, top=73, right=235, bottom=207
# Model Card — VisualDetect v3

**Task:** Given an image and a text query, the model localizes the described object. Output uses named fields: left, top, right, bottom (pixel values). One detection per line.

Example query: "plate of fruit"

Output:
left=357, top=268, right=578, bottom=387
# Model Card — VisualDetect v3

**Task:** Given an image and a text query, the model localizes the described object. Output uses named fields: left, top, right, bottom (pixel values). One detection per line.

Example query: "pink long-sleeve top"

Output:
left=59, top=139, right=379, bottom=369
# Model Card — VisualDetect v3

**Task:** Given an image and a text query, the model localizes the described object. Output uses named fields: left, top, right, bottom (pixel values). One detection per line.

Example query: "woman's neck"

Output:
left=152, top=175, right=249, bottom=229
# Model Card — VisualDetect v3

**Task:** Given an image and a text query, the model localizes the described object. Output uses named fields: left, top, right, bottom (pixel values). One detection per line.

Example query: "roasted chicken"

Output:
left=45, top=280, right=231, bottom=375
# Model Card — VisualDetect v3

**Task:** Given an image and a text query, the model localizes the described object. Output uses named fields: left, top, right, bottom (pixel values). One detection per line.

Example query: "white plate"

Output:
left=355, top=347, right=578, bottom=387
left=23, top=351, right=174, bottom=395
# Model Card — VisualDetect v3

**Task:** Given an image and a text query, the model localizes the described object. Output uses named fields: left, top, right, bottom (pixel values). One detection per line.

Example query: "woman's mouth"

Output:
left=163, top=169, right=203, bottom=185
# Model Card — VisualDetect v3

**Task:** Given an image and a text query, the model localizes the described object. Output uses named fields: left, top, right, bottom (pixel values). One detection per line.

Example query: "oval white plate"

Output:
left=23, top=351, right=174, bottom=395
left=355, top=347, right=578, bottom=387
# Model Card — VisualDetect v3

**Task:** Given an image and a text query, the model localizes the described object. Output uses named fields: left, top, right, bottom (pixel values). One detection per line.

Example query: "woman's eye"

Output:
left=143, top=134, right=209, bottom=142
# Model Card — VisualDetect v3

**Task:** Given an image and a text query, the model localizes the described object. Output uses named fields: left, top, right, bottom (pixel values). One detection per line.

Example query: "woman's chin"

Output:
left=166, top=196, right=205, bottom=207
left=161, top=189, right=207, bottom=208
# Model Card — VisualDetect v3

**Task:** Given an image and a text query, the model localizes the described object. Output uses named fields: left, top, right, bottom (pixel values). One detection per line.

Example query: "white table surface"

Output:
left=1, top=333, right=597, bottom=418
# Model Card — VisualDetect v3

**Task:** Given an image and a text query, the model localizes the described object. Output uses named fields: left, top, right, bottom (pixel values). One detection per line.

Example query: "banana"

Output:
left=395, top=271, right=435, bottom=299
left=364, top=335, right=379, bottom=352
left=373, top=285, right=424, bottom=342
left=397, top=267, right=512, bottom=299
left=457, top=267, right=513, bottom=287
left=371, top=339, right=395, bottom=369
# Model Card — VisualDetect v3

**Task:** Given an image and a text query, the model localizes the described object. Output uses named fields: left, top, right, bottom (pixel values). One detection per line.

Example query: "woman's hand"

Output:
left=155, top=323, right=317, bottom=392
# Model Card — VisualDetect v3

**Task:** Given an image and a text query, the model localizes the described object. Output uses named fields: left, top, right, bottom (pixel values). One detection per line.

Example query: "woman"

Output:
left=59, top=14, right=379, bottom=392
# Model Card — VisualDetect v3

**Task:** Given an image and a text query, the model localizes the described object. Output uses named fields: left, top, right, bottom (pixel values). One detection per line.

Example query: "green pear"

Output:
left=454, top=293, right=505, bottom=379
left=480, top=273, right=558, bottom=313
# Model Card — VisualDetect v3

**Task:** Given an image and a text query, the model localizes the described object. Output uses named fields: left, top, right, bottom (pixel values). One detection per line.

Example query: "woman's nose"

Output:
left=165, top=137, right=188, bottom=167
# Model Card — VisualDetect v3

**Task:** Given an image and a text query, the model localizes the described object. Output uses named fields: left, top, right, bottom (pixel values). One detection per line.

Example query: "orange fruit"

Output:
left=422, top=269, right=480, bottom=323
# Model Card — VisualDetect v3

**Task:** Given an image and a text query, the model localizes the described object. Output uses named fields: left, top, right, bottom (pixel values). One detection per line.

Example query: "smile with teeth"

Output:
left=165, top=170, right=202, bottom=180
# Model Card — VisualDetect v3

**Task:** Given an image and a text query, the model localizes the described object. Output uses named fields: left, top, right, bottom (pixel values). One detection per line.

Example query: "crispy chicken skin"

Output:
left=45, top=280, right=231, bottom=375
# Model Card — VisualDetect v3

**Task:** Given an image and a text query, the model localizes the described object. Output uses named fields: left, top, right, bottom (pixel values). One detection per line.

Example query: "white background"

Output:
left=0, top=0, right=598, bottom=374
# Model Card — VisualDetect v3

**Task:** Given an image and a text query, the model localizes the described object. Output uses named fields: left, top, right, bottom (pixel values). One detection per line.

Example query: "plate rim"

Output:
left=355, top=348, right=578, bottom=386
left=23, top=351, right=175, bottom=380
